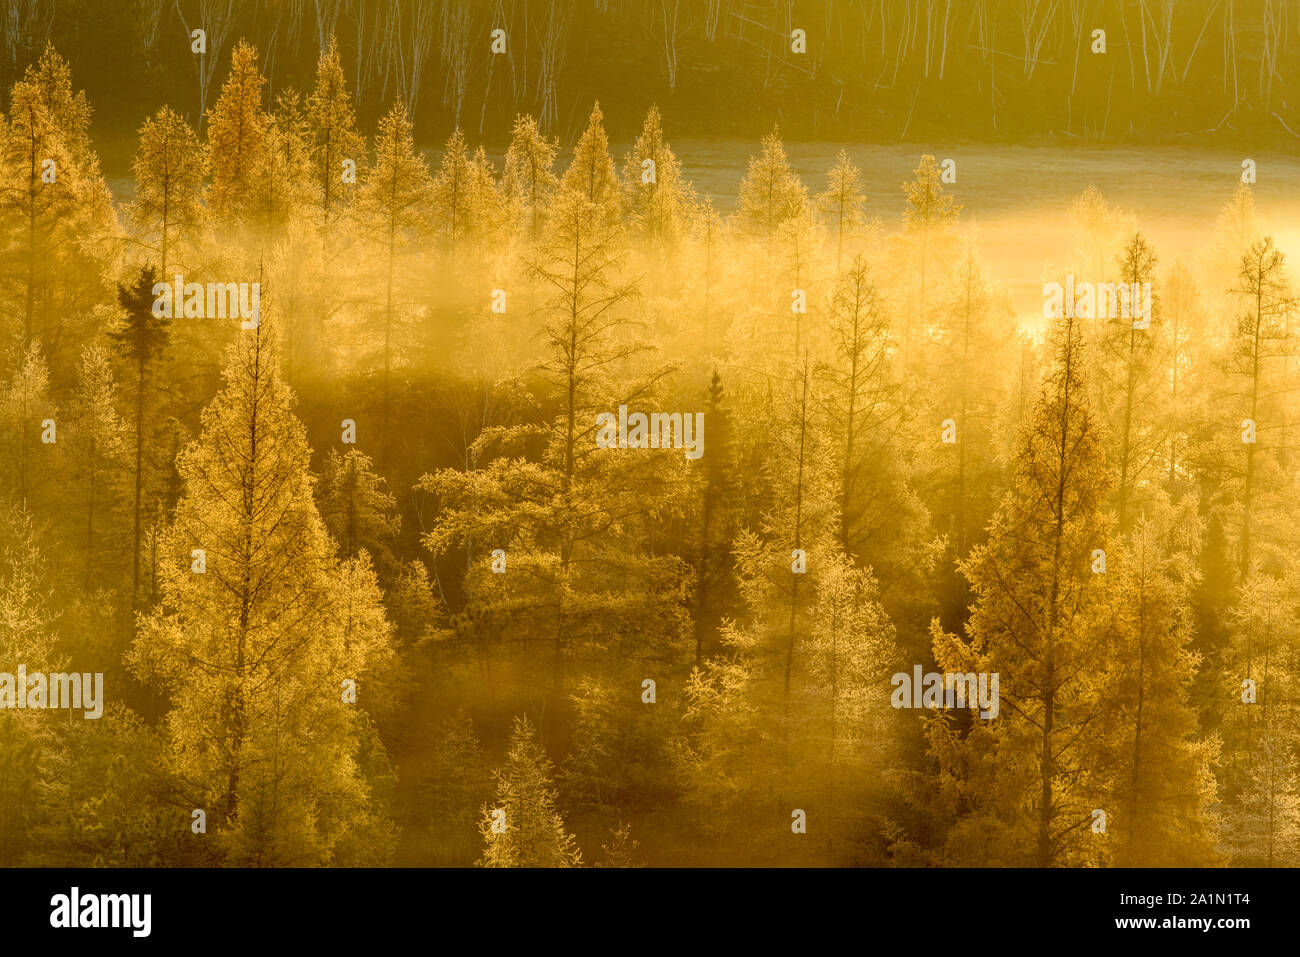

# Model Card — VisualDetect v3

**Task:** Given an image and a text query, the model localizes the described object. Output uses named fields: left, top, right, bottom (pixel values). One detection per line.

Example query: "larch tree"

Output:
left=317, top=447, right=400, bottom=572
left=0, top=504, right=59, bottom=866
left=0, top=343, right=56, bottom=508
left=927, top=247, right=1006, bottom=565
left=66, top=343, right=128, bottom=593
left=128, top=316, right=397, bottom=866
left=351, top=100, right=432, bottom=459
left=430, top=127, right=473, bottom=256
left=1101, top=511, right=1220, bottom=865
left=251, top=88, right=315, bottom=238
left=127, top=106, right=206, bottom=279
left=817, top=149, right=866, bottom=270
left=622, top=105, right=692, bottom=251
left=1163, top=262, right=1209, bottom=486
left=816, top=254, right=929, bottom=629
left=928, top=315, right=1116, bottom=867
left=1221, top=573, right=1300, bottom=866
left=307, top=36, right=365, bottom=226
left=502, top=113, right=558, bottom=243
left=420, top=175, right=690, bottom=724
left=0, top=44, right=114, bottom=363
left=818, top=254, right=894, bottom=556
left=465, top=147, right=507, bottom=259
left=205, top=41, right=269, bottom=227
left=900, top=154, right=960, bottom=345
left=687, top=198, right=724, bottom=353
left=801, top=553, right=900, bottom=858
left=1101, top=232, right=1164, bottom=529
left=478, top=716, right=582, bottom=867
left=735, top=126, right=806, bottom=255
left=557, top=102, right=622, bottom=227
left=1228, top=237, right=1295, bottom=578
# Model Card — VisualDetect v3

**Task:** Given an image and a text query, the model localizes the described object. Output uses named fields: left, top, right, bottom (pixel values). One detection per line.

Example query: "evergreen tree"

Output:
left=351, top=101, right=432, bottom=457
left=128, top=106, right=206, bottom=277
left=928, top=315, right=1114, bottom=867
left=108, top=265, right=170, bottom=609
left=817, top=149, right=866, bottom=269
left=129, top=318, right=397, bottom=865
left=206, top=41, right=268, bottom=225
left=307, top=37, right=365, bottom=225
left=502, top=114, right=558, bottom=243
left=317, top=448, right=400, bottom=570
left=735, top=126, right=806, bottom=254
left=479, top=716, right=582, bottom=867
left=66, top=343, right=128, bottom=592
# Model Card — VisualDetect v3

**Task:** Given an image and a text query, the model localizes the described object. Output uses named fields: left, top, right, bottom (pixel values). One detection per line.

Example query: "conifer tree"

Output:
left=1102, top=233, right=1163, bottom=528
left=1220, top=573, right=1300, bottom=866
left=419, top=710, right=490, bottom=864
left=690, top=370, right=739, bottom=664
left=317, top=448, right=400, bottom=570
left=351, top=101, right=432, bottom=456
left=1163, top=262, right=1209, bottom=486
left=307, top=37, right=365, bottom=224
left=1229, top=237, right=1296, bottom=577
left=1101, top=512, right=1220, bottom=865
left=430, top=127, right=473, bottom=256
left=558, top=102, right=622, bottom=227
left=388, top=559, right=441, bottom=646
left=817, top=149, right=866, bottom=269
left=622, top=105, right=691, bottom=249
left=421, top=169, right=689, bottom=718
left=816, top=254, right=929, bottom=625
left=252, top=88, right=315, bottom=236
left=0, top=504, right=58, bottom=866
left=479, top=716, right=582, bottom=867
left=502, top=114, right=558, bottom=243
left=66, top=343, right=128, bottom=592
left=688, top=198, right=725, bottom=352
left=900, top=154, right=960, bottom=343
left=206, top=41, right=268, bottom=225
left=0, top=343, right=56, bottom=508
left=0, top=44, right=114, bottom=358
left=108, top=265, right=170, bottom=608
left=928, top=315, right=1114, bottom=867
left=128, top=107, right=206, bottom=278
left=736, top=126, right=806, bottom=254
left=129, top=317, right=396, bottom=865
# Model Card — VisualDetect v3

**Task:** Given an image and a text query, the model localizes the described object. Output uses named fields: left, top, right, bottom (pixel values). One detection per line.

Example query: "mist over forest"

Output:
left=0, top=2, right=1298, bottom=869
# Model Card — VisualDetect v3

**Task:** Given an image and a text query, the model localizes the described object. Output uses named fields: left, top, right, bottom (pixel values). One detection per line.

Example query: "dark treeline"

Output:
left=0, top=34, right=1296, bottom=867
left=3, top=0, right=1300, bottom=150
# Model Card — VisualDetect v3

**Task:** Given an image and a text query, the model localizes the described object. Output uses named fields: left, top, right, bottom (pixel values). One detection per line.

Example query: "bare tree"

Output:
left=0, top=0, right=52, bottom=90
left=536, top=0, right=572, bottom=133
left=654, top=0, right=685, bottom=90
left=174, top=0, right=236, bottom=132
left=440, top=0, right=472, bottom=127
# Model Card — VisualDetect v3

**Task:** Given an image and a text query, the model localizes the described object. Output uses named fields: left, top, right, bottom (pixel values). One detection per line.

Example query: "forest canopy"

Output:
left=0, top=21, right=1297, bottom=869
